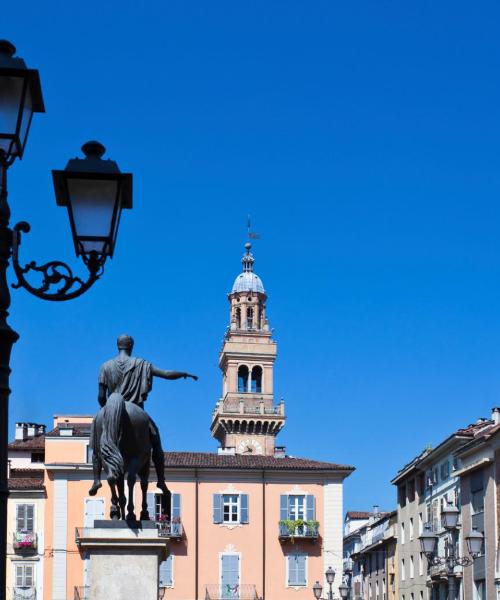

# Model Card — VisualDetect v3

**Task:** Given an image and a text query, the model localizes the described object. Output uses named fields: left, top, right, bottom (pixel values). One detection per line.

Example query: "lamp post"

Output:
left=419, top=503, right=484, bottom=600
left=0, top=40, right=132, bottom=592
left=312, top=568, right=349, bottom=600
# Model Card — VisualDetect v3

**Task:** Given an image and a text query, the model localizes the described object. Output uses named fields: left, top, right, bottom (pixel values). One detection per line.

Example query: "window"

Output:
left=287, top=554, right=306, bottom=586
left=419, top=553, right=423, bottom=576
left=223, top=495, right=239, bottom=523
left=409, top=517, right=414, bottom=540
left=159, top=555, right=173, bottom=588
left=401, top=559, right=405, bottom=581
left=237, top=366, right=249, bottom=393
left=440, top=461, right=450, bottom=480
left=417, top=473, right=425, bottom=497
left=418, top=512, right=423, bottom=535
left=280, top=494, right=316, bottom=521
left=14, top=563, right=34, bottom=588
left=86, top=444, right=93, bottom=464
left=408, top=479, right=415, bottom=502
left=410, top=555, right=414, bottom=579
left=16, top=504, right=34, bottom=532
left=475, top=580, right=485, bottom=600
left=213, top=494, right=249, bottom=524
left=401, top=522, right=405, bottom=544
left=398, top=484, right=406, bottom=507
left=221, top=554, right=240, bottom=598
left=250, top=366, right=262, bottom=393
left=31, top=452, right=44, bottom=463
left=471, top=470, right=485, bottom=514
left=235, top=307, right=241, bottom=328
left=246, top=307, right=254, bottom=329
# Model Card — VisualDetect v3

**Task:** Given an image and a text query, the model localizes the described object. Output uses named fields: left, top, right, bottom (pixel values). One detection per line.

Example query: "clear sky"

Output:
left=3, top=1, right=500, bottom=512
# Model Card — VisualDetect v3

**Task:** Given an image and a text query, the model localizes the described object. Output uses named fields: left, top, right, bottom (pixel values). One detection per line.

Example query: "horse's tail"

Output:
left=100, top=393, right=125, bottom=481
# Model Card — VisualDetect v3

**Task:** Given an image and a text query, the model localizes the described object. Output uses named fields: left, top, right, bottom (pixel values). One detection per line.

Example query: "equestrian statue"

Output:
left=89, top=334, right=197, bottom=521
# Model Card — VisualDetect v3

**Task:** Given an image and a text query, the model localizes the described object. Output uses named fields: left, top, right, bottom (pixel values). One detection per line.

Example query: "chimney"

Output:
left=15, top=423, right=27, bottom=441
left=373, top=505, right=380, bottom=517
left=26, top=423, right=36, bottom=438
left=492, top=407, right=500, bottom=425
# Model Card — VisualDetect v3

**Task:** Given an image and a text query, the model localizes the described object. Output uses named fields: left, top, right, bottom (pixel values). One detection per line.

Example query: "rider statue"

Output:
left=89, top=334, right=197, bottom=511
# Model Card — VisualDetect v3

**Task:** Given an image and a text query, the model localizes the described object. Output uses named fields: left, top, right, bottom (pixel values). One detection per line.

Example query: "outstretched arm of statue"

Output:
left=152, top=366, right=198, bottom=381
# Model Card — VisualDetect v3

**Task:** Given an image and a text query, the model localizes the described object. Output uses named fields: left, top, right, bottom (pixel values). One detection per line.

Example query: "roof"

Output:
left=8, top=469, right=44, bottom=491
left=46, top=424, right=92, bottom=437
left=163, top=452, right=354, bottom=472
left=391, top=418, right=493, bottom=484
left=231, top=271, right=265, bottom=294
left=8, top=435, right=45, bottom=451
left=346, top=511, right=372, bottom=520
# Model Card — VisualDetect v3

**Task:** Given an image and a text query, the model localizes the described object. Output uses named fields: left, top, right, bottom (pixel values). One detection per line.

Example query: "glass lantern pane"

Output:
left=80, top=240, right=107, bottom=254
left=0, top=75, right=24, bottom=154
left=19, top=83, right=33, bottom=152
left=67, top=178, right=118, bottom=242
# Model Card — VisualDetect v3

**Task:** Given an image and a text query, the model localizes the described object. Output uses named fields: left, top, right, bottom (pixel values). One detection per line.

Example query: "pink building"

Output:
left=8, top=243, right=354, bottom=600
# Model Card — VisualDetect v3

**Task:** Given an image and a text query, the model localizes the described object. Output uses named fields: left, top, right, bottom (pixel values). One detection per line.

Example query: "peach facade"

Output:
left=38, top=420, right=351, bottom=600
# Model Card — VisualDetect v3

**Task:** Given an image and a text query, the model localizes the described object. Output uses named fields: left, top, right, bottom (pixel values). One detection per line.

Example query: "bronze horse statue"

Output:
left=92, top=393, right=154, bottom=520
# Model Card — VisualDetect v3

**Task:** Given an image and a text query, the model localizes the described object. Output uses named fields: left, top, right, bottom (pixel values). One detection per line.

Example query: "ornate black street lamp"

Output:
left=0, top=40, right=132, bottom=592
left=312, top=567, right=349, bottom=600
left=419, top=503, right=484, bottom=600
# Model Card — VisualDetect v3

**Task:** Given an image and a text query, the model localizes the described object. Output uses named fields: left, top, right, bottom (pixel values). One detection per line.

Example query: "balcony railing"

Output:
left=74, top=587, right=89, bottom=600
left=13, top=531, right=37, bottom=552
left=13, top=588, right=36, bottom=600
left=157, top=518, right=183, bottom=539
left=205, top=584, right=258, bottom=600
left=278, top=521, right=319, bottom=540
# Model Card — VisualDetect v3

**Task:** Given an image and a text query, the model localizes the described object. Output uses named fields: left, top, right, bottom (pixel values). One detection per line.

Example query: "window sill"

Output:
left=219, top=522, right=244, bottom=530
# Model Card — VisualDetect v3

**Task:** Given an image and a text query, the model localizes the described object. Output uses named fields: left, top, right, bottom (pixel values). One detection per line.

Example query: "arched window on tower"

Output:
left=251, top=366, right=262, bottom=393
left=235, top=307, right=241, bottom=328
left=258, top=306, right=263, bottom=329
left=247, top=307, right=254, bottom=330
left=238, top=365, right=249, bottom=393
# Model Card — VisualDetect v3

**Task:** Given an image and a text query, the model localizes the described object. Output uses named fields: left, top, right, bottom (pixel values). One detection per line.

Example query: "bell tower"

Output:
left=210, top=243, right=285, bottom=456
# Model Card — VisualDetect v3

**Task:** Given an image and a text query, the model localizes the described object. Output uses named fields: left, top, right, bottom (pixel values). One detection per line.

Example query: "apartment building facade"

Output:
left=391, top=418, right=493, bottom=600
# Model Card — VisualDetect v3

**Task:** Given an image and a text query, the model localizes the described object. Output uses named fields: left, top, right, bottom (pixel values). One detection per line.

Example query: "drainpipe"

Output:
left=195, top=468, right=199, bottom=600
left=262, top=470, right=266, bottom=600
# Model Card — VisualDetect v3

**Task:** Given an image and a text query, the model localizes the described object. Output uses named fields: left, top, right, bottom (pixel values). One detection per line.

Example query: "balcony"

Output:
left=279, top=521, right=319, bottom=541
left=343, top=558, right=354, bottom=572
left=74, top=587, right=89, bottom=600
left=157, top=518, right=183, bottom=539
left=205, top=584, right=258, bottom=600
left=13, top=588, right=36, bottom=600
left=13, top=531, right=37, bottom=552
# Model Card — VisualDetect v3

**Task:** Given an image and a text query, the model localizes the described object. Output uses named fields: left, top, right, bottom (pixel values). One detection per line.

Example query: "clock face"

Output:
left=237, top=438, right=263, bottom=455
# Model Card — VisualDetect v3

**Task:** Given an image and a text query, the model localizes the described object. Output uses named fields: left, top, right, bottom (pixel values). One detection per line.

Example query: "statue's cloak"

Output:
left=99, top=356, right=153, bottom=406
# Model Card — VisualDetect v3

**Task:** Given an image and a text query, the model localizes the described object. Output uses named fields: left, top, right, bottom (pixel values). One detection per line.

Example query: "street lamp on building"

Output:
left=0, top=40, right=132, bottom=593
left=419, top=503, right=484, bottom=600
left=312, top=567, right=349, bottom=600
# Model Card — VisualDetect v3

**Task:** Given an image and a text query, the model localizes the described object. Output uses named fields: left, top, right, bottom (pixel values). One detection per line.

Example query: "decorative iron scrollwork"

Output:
left=11, top=222, right=105, bottom=301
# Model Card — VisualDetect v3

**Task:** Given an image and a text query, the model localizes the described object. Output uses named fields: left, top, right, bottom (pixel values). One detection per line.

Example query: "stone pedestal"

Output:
left=78, top=521, right=169, bottom=600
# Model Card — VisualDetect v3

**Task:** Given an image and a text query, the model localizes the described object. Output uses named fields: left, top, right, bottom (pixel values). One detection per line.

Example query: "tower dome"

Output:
left=231, top=243, right=265, bottom=294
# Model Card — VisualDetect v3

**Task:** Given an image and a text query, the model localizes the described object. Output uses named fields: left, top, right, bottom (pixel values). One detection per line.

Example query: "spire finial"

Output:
left=242, top=242, right=254, bottom=272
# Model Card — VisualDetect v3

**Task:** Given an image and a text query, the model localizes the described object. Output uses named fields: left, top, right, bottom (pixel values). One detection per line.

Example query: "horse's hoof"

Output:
left=126, top=513, right=136, bottom=522
left=88, top=482, right=102, bottom=496
left=140, top=511, right=150, bottom=521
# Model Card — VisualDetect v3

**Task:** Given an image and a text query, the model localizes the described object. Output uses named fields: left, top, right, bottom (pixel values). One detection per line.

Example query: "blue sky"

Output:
left=3, top=1, right=500, bottom=512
